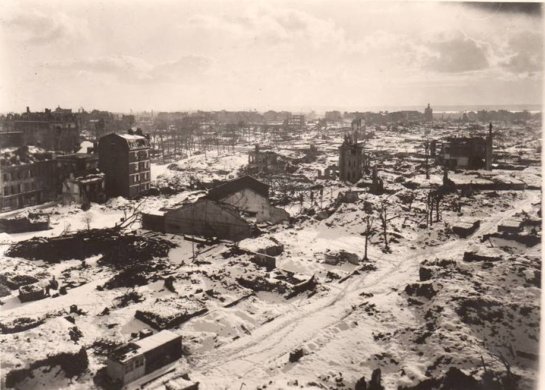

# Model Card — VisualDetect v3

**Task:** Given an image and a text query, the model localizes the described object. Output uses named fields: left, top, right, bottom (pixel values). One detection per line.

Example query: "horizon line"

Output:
left=0, top=103, right=542, bottom=115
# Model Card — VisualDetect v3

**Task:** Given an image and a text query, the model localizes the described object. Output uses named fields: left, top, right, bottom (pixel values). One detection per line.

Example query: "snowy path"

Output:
left=189, top=190, right=540, bottom=388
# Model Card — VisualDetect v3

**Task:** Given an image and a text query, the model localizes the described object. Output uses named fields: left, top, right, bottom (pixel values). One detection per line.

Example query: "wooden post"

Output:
left=425, top=140, right=430, bottom=179
left=192, top=239, right=195, bottom=262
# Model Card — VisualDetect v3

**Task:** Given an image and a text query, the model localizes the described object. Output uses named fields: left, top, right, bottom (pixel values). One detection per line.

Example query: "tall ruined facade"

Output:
left=424, top=103, right=433, bottom=122
left=436, top=123, right=494, bottom=170
left=338, top=119, right=369, bottom=183
left=485, top=122, right=493, bottom=170
left=0, top=147, right=57, bottom=211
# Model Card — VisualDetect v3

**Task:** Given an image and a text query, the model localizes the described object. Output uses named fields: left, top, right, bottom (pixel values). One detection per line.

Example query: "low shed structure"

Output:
left=206, top=175, right=289, bottom=224
left=106, top=330, right=182, bottom=387
left=142, top=199, right=253, bottom=242
left=141, top=211, right=167, bottom=233
left=164, top=199, right=252, bottom=241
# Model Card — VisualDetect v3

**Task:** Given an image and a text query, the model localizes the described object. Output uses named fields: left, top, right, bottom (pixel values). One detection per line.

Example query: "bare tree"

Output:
left=362, top=215, right=375, bottom=261
left=82, top=212, right=93, bottom=231
left=424, top=140, right=430, bottom=179
left=379, top=198, right=398, bottom=252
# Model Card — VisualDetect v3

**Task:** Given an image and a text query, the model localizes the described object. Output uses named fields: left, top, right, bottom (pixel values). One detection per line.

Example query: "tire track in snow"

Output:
left=194, top=191, right=540, bottom=385
left=192, top=249, right=414, bottom=378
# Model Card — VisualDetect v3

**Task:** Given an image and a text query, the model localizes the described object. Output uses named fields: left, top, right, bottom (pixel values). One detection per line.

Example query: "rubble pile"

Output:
left=324, top=249, right=360, bottom=265
left=6, top=228, right=176, bottom=266
left=18, top=283, right=47, bottom=302
left=135, top=296, right=208, bottom=330
left=102, top=260, right=169, bottom=289
left=285, top=274, right=317, bottom=299
left=404, top=282, right=437, bottom=300
left=0, top=284, right=10, bottom=298
left=113, top=291, right=144, bottom=308
left=454, top=296, right=506, bottom=325
left=236, top=275, right=290, bottom=294
left=289, top=348, right=305, bottom=363
left=399, top=366, right=519, bottom=390
left=5, top=347, right=89, bottom=389
left=99, top=235, right=176, bottom=268
left=0, top=273, right=40, bottom=289
left=0, top=316, right=45, bottom=334
left=0, top=213, right=50, bottom=234
left=463, top=251, right=501, bottom=262
left=482, top=231, right=541, bottom=247
left=90, top=338, right=124, bottom=356
left=5, top=228, right=121, bottom=262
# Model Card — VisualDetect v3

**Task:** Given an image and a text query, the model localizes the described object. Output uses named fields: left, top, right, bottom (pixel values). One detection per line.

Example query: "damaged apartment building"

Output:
left=1, top=106, right=80, bottom=152
left=284, top=114, right=306, bottom=131
left=0, top=147, right=106, bottom=212
left=98, top=132, right=151, bottom=199
left=0, top=130, right=151, bottom=212
left=0, top=146, right=57, bottom=211
left=435, top=123, right=494, bottom=170
left=142, top=176, right=289, bottom=241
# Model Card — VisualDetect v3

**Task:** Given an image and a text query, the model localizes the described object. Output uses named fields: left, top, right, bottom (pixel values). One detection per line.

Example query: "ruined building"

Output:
left=98, top=133, right=151, bottom=199
left=0, top=125, right=23, bottom=148
left=284, top=114, right=305, bottom=130
left=56, top=154, right=105, bottom=206
left=485, top=122, right=493, bottom=170
left=424, top=103, right=433, bottom=122
left=0, top=146, right=56, bottom=211
left=436, top=123, right=494, bottom=170
left=248, top=145, right=285, bottom=173
left=338, top=120, right=370, bottom=183
left=1, top=107, right=80, bottom=152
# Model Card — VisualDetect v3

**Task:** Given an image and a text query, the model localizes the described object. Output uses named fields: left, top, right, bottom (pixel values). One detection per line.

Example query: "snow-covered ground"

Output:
left=0, top=126, right=541, bottom=390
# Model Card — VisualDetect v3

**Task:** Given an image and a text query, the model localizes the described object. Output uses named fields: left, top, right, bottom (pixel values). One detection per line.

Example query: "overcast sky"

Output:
left=0, top=0, right=542, bottom=112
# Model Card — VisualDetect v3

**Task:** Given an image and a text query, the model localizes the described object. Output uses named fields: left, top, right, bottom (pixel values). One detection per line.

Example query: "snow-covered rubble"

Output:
left=0, top=126, right=541, bottom=390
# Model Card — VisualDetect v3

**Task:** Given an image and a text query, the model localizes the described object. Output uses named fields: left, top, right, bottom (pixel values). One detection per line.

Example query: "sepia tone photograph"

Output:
left=0, top=0, right=542, bottom=389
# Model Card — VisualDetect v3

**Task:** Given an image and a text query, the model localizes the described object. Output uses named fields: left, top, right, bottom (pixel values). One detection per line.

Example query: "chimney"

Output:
left=26, top=106, right=30, bottom=113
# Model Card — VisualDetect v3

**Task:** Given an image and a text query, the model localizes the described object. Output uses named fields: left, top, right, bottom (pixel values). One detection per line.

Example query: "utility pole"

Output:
left=320, top=187, right=323, bottom=210
left=192, top=239, right=195, bottom=262
left=363, top=216, right=373, bottom=261
left=425, top=139, right=430, bottom=179
left=160, top=133, right=165, bottom=164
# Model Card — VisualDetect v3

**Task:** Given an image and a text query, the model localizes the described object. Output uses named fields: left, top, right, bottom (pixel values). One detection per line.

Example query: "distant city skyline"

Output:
left=0, top=1, right=542, bottom=112
left=2, top=103, right=541, bottom=116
